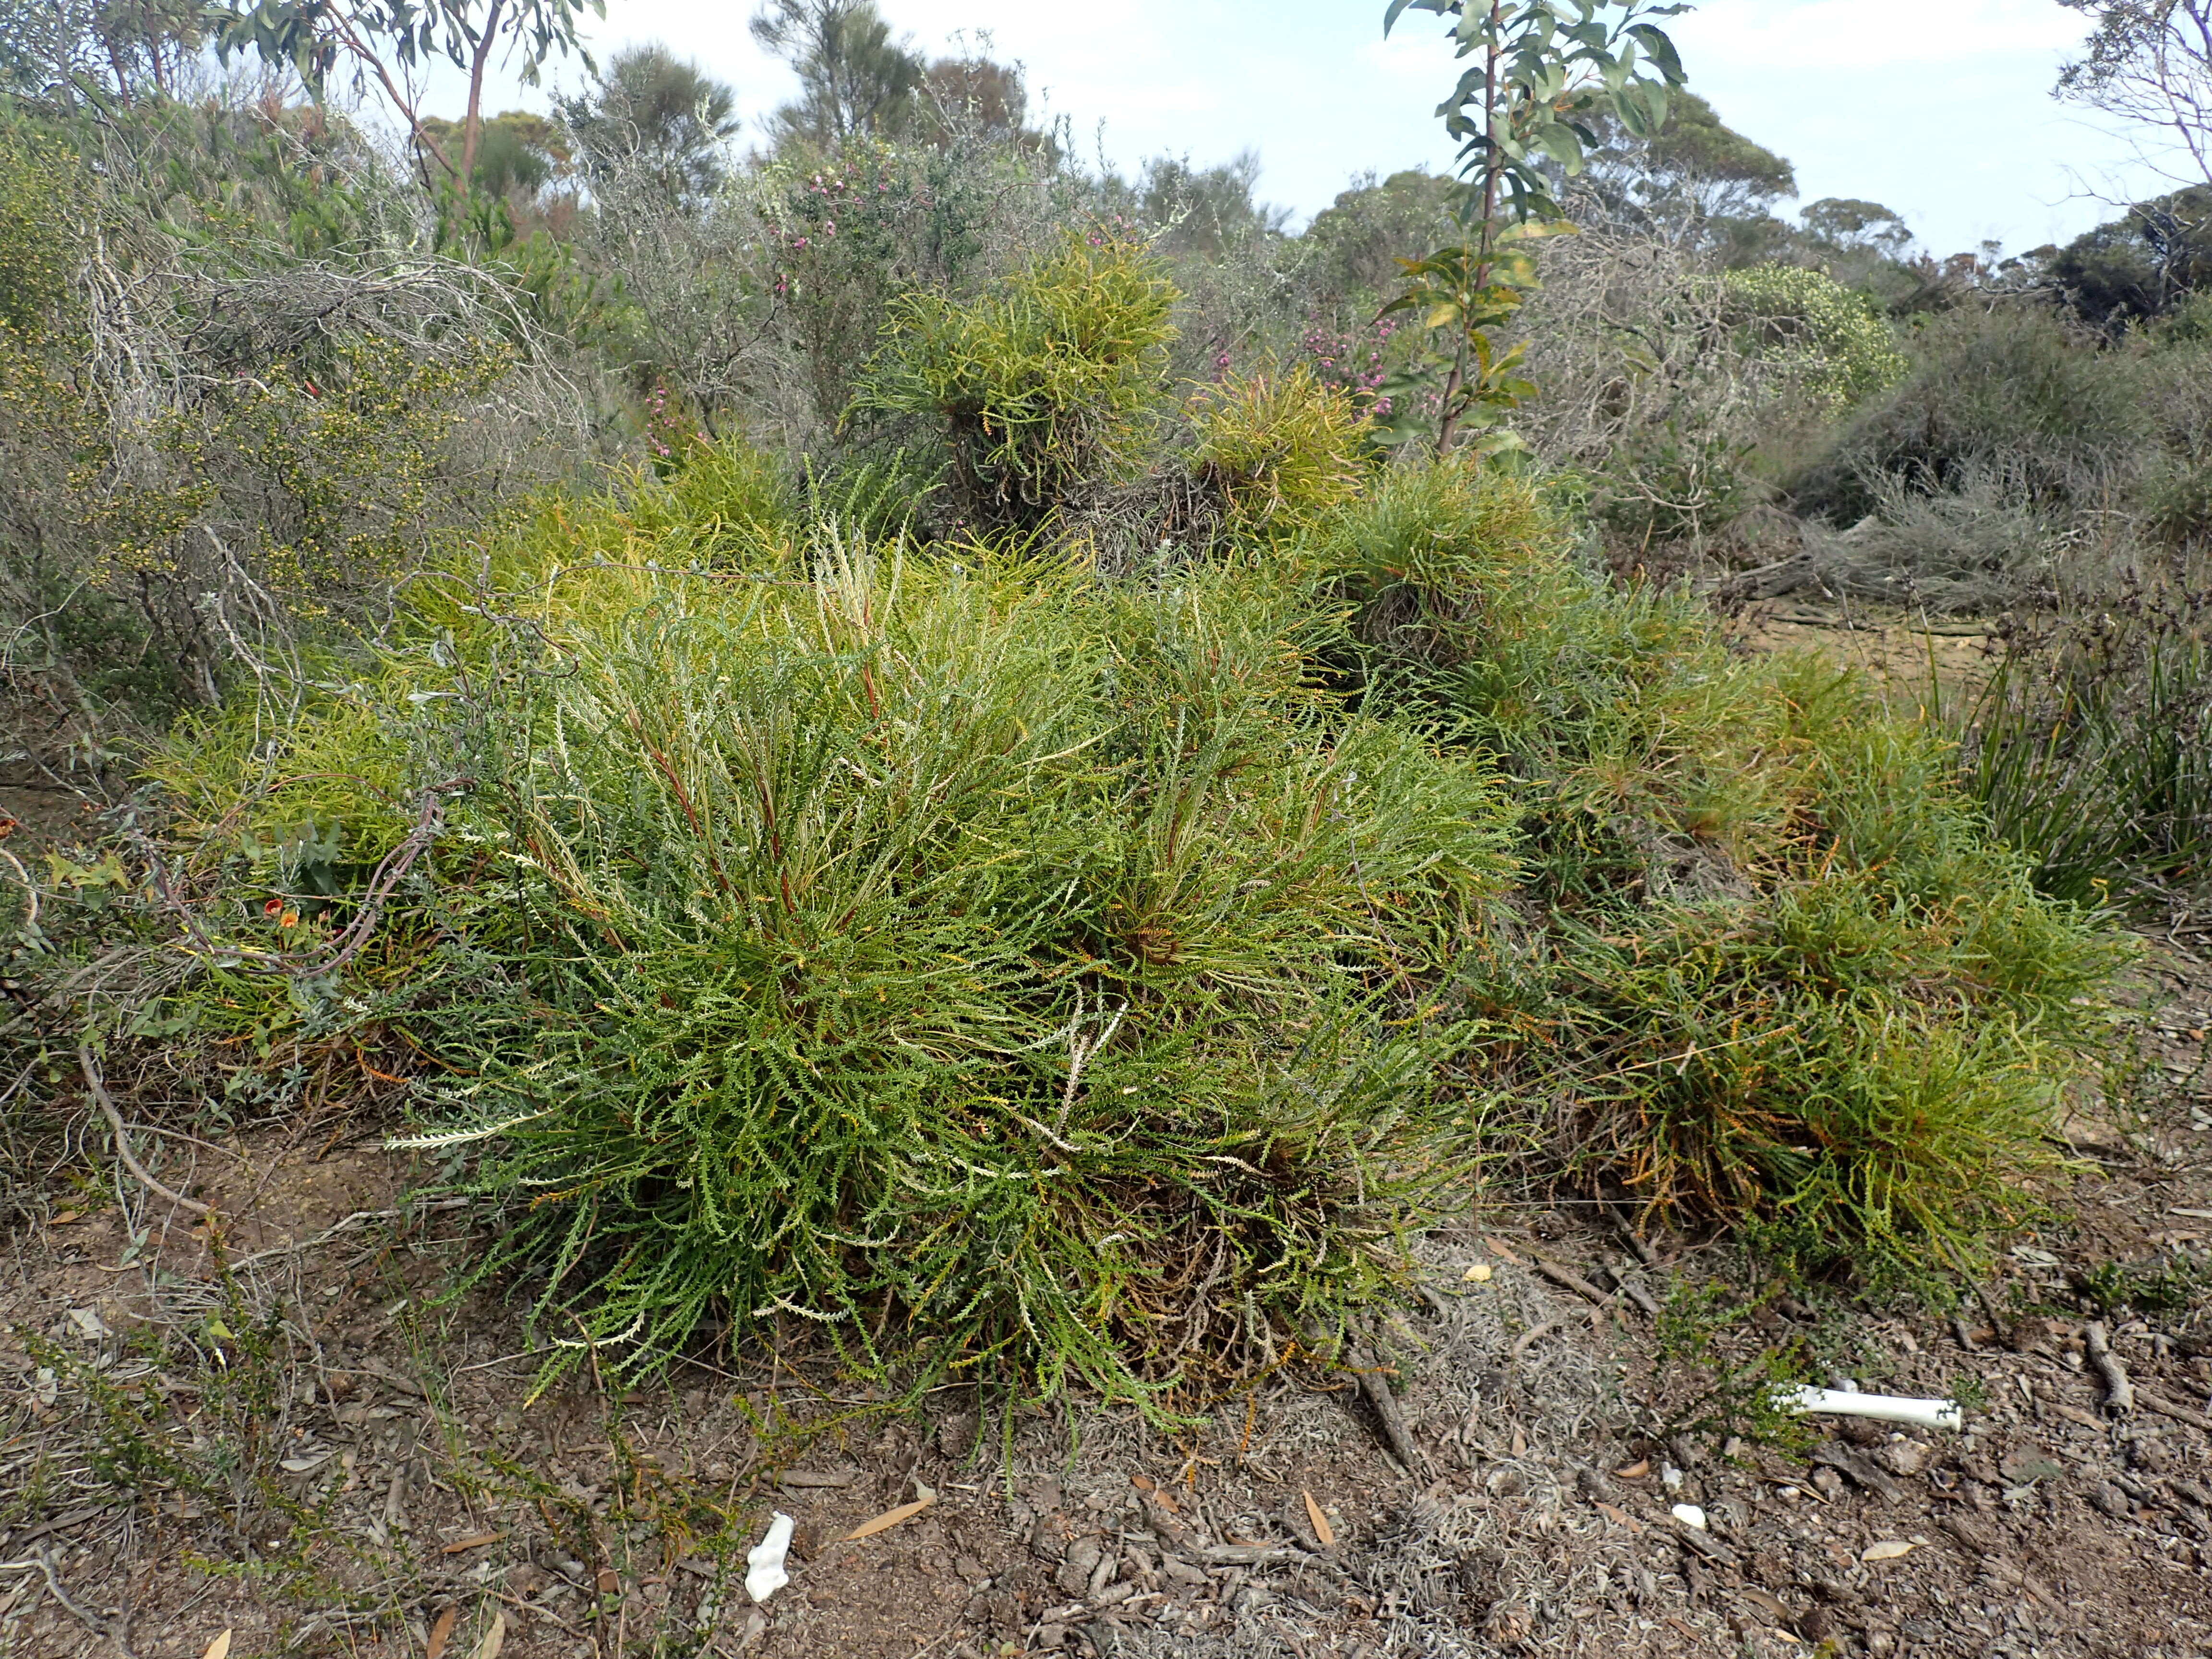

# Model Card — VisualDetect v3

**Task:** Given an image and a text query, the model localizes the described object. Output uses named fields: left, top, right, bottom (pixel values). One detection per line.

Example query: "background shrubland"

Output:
left=0, top=0, right=2204, bottom=1420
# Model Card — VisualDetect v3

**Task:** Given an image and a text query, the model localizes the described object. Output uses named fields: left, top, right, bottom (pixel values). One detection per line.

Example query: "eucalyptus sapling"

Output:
left=1381, top=0, right=1690, bottom=453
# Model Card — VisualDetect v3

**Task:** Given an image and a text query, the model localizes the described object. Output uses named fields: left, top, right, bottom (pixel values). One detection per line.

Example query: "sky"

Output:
left=435, top=0, right=2183, bottom=258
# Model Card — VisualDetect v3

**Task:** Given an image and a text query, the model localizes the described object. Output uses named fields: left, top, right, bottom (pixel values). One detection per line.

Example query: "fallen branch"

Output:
left=2138, top=1389, right=2212, bottom=1433
left=1348, top=1342, right=1421, bottom=1470
left=2085, top=1322, right=2134, bottom=1415
left=1617, top=1278, right=1661, bottom=1317
left=79, top=1045, right=212, bottom=1218
left=1533, top=1259, right=1610, bottom=1305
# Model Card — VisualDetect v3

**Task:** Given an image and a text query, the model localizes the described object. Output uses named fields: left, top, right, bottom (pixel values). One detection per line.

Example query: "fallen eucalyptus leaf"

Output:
left=1303, top=1489, right=1335, bottom=1549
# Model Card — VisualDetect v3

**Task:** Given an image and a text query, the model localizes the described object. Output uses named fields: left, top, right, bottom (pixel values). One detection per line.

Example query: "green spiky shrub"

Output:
left=1187, top=364, right=1375, bottom=540
left=153, top=500, right=1514, bottom=1403
left=851, top=231, right=1178, bottom=533
left=1314, top=458, right=2125, bottom=1279
left=143, top=395, right=2129, bottom=1399
left=1955, top=607, right=2212, bottom=908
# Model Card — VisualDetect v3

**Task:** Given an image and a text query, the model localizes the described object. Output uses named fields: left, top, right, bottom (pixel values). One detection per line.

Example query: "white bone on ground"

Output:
left=746, top=1512, right=796, bottom=1603
left=1778, top=1385, right=1964, bottom=1431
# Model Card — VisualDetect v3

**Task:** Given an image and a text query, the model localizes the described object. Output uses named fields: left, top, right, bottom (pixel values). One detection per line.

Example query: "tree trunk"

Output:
left=1434, top=336, right=1468, bottom=455
left=1438, top=1, right=1504, bottom=457
left=460, top=0, right=507, bottom=185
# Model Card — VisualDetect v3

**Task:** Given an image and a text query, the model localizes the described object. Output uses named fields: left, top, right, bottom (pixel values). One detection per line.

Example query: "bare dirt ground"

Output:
left=4, top=626, right=2212, bottom=1659
left=1723, top=601, right=1996, bottom=713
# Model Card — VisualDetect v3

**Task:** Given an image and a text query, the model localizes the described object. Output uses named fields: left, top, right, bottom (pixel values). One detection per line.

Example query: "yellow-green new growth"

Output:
left=853, top=231, right=1178, bottom=530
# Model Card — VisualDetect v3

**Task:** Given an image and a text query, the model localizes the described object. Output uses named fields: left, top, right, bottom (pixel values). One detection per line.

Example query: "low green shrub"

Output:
left=2143, top=457, right=2212, bottom=554
left=1315, top=459, right=2122, bottom=1270
left=154, top=505, right=1513, bottom=1404
left=851, top=231, right=1178, bottom=532
left=1187, top=364, right=1373, bottom=537
left=140, top=453, right=2123, bottom=1400
left=1594, top=419, right=1760, bottom=547
left=1957, top=599, right=2212, bottom=907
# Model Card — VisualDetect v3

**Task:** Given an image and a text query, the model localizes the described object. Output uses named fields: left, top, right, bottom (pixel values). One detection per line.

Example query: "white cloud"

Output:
left=1673, top=0, right=2088, bottom=74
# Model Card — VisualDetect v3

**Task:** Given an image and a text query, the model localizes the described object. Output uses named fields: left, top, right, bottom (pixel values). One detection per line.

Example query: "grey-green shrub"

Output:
left=1788, top=305, right=2142, bottom=527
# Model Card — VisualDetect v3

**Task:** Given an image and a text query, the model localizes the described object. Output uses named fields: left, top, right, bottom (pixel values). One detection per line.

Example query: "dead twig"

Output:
left=137, top=777, right=465, bottom=982
left=1607, top=1202, right=1659, bottom=1267
left=0, top=848, right=36, bottom=933
left=79, top=1044, right=212, bottom=1218
left=2085, top=1322, right=2134, bottom=1416
left=0, top=1502, right=125, bottom=1553
left=1347, top=1341, right=1421, bottom=1470
left=0, top=1551, right=135, bottom=1659
left=2138, top=1390, right=2212, bottom=1432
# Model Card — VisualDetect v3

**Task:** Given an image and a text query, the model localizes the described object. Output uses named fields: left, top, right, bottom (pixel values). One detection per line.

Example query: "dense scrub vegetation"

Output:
left=2, top=0, right=2207, bottom=1407
left=132, top=427, right=2118, bottom=1401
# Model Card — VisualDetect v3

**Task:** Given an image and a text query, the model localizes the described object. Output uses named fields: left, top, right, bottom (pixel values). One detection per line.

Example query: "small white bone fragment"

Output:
left=1779, top=1385, right=1963, bottom=1432
left=746, top=1511, right=797, bottom=1603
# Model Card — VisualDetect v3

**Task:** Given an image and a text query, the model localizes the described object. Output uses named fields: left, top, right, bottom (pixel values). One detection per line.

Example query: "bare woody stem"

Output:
left=1438, top=0, right=1506, bottom=456
left=459, top=0, right=508, bottom=184
left=80, top=1044, right=214, bottom=1217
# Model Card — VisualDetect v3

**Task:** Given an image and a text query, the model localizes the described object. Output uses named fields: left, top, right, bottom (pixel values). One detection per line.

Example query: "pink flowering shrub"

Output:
left=643, top=380, right=709, bottom=477
left=1297, top=313, right=1432, bottom=425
